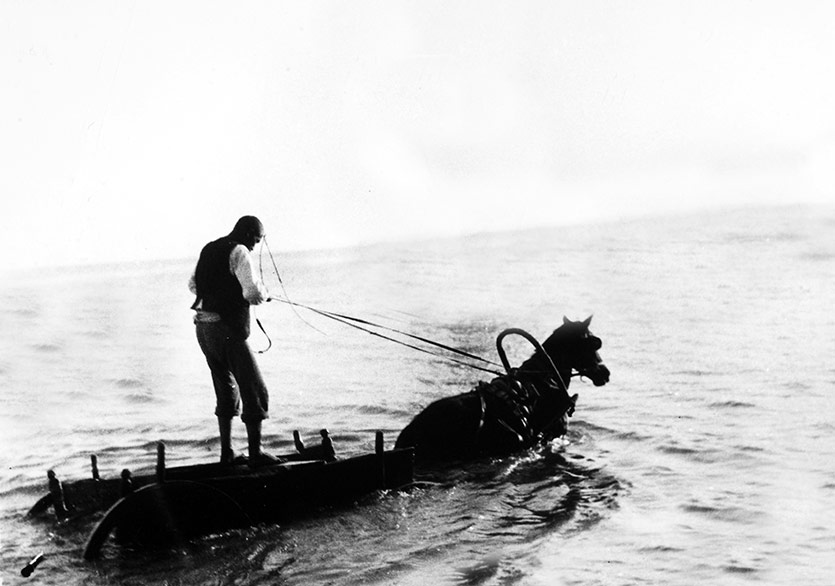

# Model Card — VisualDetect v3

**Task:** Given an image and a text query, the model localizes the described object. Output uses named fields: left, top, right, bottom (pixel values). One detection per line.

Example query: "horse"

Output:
left=395, top=316, right=610, bottom=462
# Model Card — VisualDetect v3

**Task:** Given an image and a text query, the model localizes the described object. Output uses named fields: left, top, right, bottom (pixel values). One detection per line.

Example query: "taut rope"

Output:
left=254, top=238, right=503, bottom=374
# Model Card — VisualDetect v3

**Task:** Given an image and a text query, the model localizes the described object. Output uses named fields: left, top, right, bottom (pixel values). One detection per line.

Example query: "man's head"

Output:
left=230, top=216, right=266, bottom=251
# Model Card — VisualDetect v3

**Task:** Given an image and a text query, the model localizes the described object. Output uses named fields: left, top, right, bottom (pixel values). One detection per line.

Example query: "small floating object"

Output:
left=20, top=552, right=45, bottom=577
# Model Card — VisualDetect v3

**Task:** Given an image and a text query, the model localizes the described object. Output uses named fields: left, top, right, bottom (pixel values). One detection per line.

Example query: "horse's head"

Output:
left=538, top=316, right=610, bottom=387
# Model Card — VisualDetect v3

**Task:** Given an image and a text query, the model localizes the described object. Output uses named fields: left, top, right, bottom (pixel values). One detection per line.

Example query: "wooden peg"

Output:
left=156, top=442, right=166, bottom=483
left=375, top=431, right=386, bottom=488
left=293, top=430, right=305, bottom=453
left=47, top=470, right=68, bottom=520
left=120, top=469, right=133, bottom=496
left=90, top=454, right=100, bottom=481
left=320, top=429, right=335, bottom=462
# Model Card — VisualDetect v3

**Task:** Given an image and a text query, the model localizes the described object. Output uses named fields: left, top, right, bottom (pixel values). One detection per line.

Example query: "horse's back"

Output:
left=395, top=392, right=482, bottom=460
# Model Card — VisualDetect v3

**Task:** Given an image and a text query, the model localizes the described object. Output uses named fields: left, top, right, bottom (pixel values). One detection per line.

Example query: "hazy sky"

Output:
left=3, top=1, right=834, bottom=269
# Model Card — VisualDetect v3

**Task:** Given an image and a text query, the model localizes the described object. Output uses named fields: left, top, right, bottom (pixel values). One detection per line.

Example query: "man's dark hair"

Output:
left=230, top=216, right=264, bottom=242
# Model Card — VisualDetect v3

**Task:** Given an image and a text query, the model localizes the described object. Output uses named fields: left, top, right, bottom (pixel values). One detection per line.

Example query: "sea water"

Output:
left=1, top=204, right=833, bottom=585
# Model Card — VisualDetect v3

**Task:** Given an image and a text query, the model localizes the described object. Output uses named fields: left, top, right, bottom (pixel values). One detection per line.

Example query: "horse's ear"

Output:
left=582, top=315, right=593, bottom=327
left=563, top=316, right=571, bottom=326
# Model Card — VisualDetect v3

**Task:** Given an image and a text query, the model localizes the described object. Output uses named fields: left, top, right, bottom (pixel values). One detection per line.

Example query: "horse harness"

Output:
left=473, top=372, right=539, bottom=446
left=473, top=369, right=580, bottom=448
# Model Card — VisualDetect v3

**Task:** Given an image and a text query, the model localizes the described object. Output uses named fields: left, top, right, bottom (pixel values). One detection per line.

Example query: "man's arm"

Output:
left=229, top=245, right=269, bottom=304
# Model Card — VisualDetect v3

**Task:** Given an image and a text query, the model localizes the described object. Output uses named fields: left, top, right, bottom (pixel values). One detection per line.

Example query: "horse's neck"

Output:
left=517, top=354, right=573, bottom=421
left=518, top=354, right=572, bottom=391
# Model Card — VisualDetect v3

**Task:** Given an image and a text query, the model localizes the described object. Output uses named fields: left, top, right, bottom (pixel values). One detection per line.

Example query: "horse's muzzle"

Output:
left=588, top=364, right=610, bottom=386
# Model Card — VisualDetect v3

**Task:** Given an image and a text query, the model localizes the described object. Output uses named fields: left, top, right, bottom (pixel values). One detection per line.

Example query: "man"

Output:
left=189, top=215, right=277, bottom=467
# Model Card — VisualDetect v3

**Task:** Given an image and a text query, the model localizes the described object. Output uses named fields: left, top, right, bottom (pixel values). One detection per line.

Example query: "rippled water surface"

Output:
left=1, top=205, right=834, bottom=585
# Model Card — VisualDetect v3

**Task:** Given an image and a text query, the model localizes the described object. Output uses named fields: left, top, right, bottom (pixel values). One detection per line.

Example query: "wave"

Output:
left=671, top=369, right=721, bottom=377
left=638, top=544, right=686, bottom=553
left=723, top=564, right=760, bottom=575
left=31, top=342, right=63, bottom=353
left=799, top=250, right=835, bottom=262
left=680, top=502, right=766, bottom=525
left=413, top=447, right=623, bottom=534
left=708, top=400, right=757, bottom=409
left=722, top=230, right=803, bottom=244
left=113, top=378, right=145, bottom=389
left=352, top=404, right=409, bottom=417
left=611, top=430, right=654, bottom=442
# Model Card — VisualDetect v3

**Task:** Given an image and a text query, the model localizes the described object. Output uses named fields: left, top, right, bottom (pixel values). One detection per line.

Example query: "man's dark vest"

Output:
left=192, top=237, right=251, bottom=339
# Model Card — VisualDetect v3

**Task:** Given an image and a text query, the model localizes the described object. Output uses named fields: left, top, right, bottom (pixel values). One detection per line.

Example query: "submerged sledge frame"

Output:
left=26, top=431, right=414, bottom=560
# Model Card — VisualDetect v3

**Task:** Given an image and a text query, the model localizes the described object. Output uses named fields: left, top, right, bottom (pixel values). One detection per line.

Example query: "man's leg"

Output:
left=218, top=417, right=234, bottom=463
left=197, top=322, right=242, bottom=462
left=226, top=337, right=273, bottom=466
left=244, top=419, right=279, bottom=466
left=245, top=420, right=262, bottom=461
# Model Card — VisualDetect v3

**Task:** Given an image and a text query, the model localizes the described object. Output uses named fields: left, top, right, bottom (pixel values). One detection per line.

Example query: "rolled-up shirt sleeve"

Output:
left=229, top=245, right=269, bottom=305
